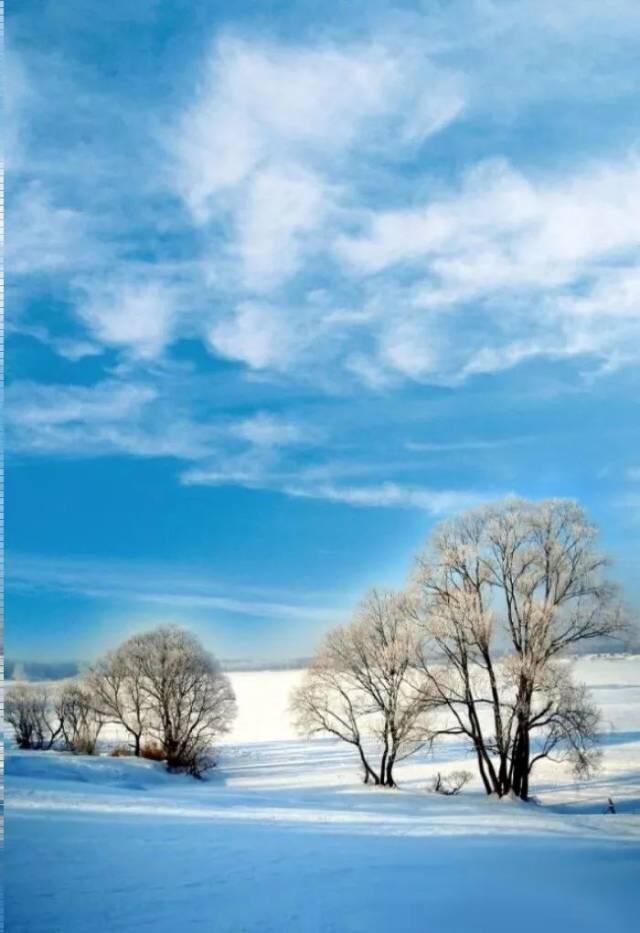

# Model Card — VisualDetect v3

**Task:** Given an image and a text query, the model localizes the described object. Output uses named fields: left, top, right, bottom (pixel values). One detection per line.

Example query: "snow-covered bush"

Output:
left=58, top=683, right=104, bottom=755
left=5, top=684, right=63, bottom=750
left=430, top=771, right=473, bottom=795
left=140, top=742, right=165, bottom=761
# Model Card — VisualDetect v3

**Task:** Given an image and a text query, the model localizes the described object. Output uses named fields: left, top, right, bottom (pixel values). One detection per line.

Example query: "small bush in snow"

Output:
left=187, top=753, right=217, bottom=779
left=430, top=771, right=473, bottom=796
left=140, top=742, right=165, bottom=762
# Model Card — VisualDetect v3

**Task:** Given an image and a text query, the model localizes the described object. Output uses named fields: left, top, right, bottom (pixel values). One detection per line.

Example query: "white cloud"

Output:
left=207, top=301, right=310, bottom=370
left=174, top=36, right=462, bottom=217
left=232, top=412, right=312, bottom=447
left=235, top=164, right=328, bottom=289
left=4, top=380, right=224, bottom=461
left=7, top=380, right=155, bottom=428
left=182, top=459, right=491, bottom=516
left=7, top=182, right=96, bottom=276
left=5, top=379, right=315, bottom=469
left=51, top=338, right=103, bottom=361
left=8, top=9, right=640, bottom=503
left=171, top=34, right=464, bottom=301
left=4, top=46, right=35, bottom=175
left=406, top=437, right=535, bottom=453
left=337, top=157, right=640, bottom=287
left=282, top=481, right=488, bottom=514
left=77, top=280, right=181, bottom=359
left=5, top=380, right=163, bottom=456
left=333, top=155, right=640, bottom=382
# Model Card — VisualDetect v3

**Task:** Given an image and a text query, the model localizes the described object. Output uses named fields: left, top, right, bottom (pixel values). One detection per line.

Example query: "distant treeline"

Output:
left=220, top=657, right=313, bottom=672
left=6, top=660, right=83, bottom=682
left=6, top=656, right=314, bottom=681
left=7, top=644, right=634, bottom=682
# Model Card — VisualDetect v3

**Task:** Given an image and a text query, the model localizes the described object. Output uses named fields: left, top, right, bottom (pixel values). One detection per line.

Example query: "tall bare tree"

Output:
left=412, top=498, right=625, bottom=799
left=292, top=590, right=429, bottom=786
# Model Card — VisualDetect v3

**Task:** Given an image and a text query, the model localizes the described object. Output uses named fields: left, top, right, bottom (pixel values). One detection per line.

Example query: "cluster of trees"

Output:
left=6, top=625, right=237, bottom=776
left=292, top=498, right=626, bottom=798
left=6, top=498, right=629, bottom=798
left=5, top=680, right=106, bottom=755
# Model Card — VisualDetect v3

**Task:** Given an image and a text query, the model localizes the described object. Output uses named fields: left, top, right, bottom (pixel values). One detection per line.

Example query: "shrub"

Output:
left=140, top=742, right=165, bottom=761
left=110, top=745, right=131, bottom=757
left=5, top=685, right=63, bottom=750
left=431, top=770, right=473, bottom=796
left=58, top=683, right=104, bottom=755
left=187, top=752, right=217, bottom=779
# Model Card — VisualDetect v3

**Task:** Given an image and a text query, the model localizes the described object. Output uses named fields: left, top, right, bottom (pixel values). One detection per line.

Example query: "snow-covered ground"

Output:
left=5, top=656, right=640, bottom=932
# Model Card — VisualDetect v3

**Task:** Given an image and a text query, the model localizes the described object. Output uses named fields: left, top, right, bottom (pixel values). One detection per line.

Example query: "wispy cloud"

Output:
left=10, top=19, right=640, bottom=386
left=7, top=182, right=97, bottom=276
left=231, top=412, right=318, bottom=447
left=4, top=379, right=322, bottom=475
left=405, top=436, right=536, bottom=453
left=173, top=35, right=463, bottom=221
left=182, top=462, right=494, bottom=516
left=6, top=5, right=640, bottom=517
left=335, top=155, right=640, bottom=382
left=7, top=554, right=347, bottom=625
left=282, top=482, right=490, bottom=514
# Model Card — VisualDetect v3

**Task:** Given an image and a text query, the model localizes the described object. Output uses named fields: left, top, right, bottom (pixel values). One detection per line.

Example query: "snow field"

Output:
left=5, top=656, right=640, bottom=932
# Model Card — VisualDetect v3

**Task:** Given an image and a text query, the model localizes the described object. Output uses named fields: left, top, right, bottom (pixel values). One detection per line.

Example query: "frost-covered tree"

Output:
left=292, top=590, right=428, bottom=786
left=5, top=684, right=63, bottom=750
left=123, top=625, right=237, bottom=775
left=412, top=498, right=625, bottom=799
left=58, top=682, right=105, bottom=755
left=87, top=644, right=150, bottom=756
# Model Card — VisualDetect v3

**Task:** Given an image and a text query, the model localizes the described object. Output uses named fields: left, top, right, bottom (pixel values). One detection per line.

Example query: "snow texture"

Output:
left=5, top=656, right=640, bottom=932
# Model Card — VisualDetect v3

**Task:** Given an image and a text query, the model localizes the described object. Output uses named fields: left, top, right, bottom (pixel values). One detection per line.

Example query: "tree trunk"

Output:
left=511, top=721, right=530, bottom=800
left=379, top=749, right=388, bottom=786
left=385, top=753, right=397, bottom=788
left=357, top=742, right=379, bottom=785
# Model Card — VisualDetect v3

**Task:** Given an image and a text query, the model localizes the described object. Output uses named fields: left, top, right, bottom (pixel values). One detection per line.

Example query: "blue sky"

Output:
left=6, top=0, right=640, bottom=662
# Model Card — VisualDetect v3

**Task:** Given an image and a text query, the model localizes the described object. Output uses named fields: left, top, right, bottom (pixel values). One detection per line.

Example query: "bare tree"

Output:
left=124, top=625, right=237, bottom=775
left=412, top=498, right=625, bottom=799
left=291, top=644, right=379, bottom=784
left=5, top=684, right=63, bottom=750
left=292, top=590, right=429, bottom=787
left=58, top=682, right=105, bottom=755
left=87, top=645, right=150, bottom=756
